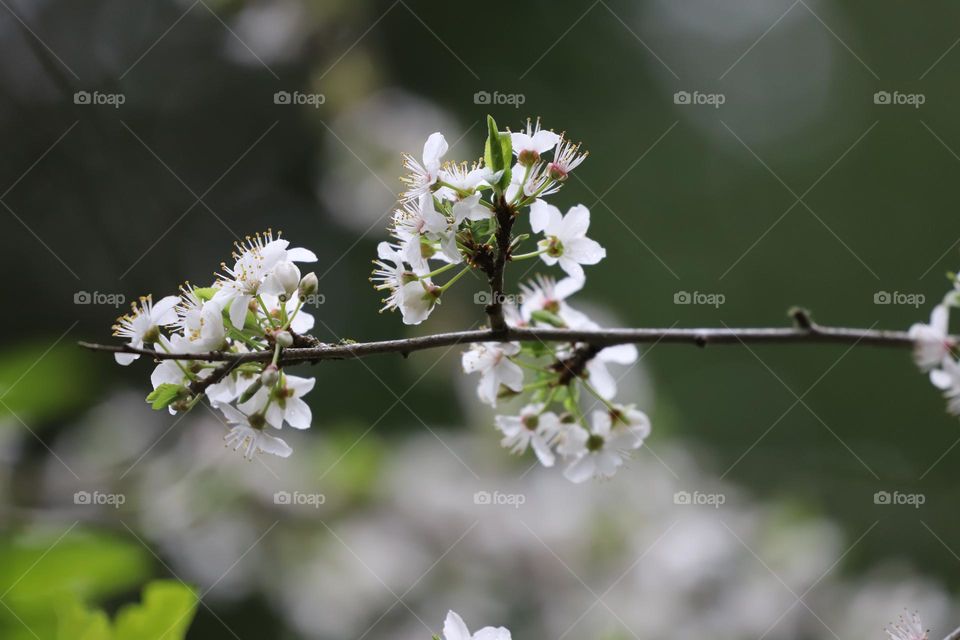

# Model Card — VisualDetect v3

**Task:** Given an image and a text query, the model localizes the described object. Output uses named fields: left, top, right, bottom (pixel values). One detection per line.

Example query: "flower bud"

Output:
left=260, top=364, right=280, bottom=387
left=298, top=272, right=318, bottom=298
left=272, top=261, right=301, bottom=298
left=275, top=331, right=293, bottom=347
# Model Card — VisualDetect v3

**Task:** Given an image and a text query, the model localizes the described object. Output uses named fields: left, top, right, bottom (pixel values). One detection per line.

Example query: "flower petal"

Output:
left=443, top=611, right=471, bottom=640
left=558, top=204, right=590, bottom=240
left=529, top=199, right=561, bottom=235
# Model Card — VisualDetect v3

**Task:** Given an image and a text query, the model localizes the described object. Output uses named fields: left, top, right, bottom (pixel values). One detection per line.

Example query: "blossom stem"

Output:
left=271, top=342, right=282, bottom=367
left=523, top=379, right=554, bottom=391
left=511, top=248, right=547, bottom=261
left=283, top=299, right=304, bottom=330
left=256, top=295, right=277, bottom=328
left=228, top=328, right=264, bottom=350
left=566, top=386, right=588, bottom=428
left=439, top=266, right=472, bottom=292
left=159, top=342, right=197, bottom=381
left=538, top=386, right=559, bottom=412
left=419, top=262, right=460, bottom=279
left=436, top=180, right=473, bottom=198
left=513, top=358, right=550, bottom=371
left=510, top=164, right=533, bottom=207
left=517, top=178, right=557, bottom=208
left=580, top=379, right=618, bottom=413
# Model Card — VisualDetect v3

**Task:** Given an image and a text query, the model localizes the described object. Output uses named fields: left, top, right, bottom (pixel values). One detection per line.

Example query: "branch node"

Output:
left=789, top=307, right=815, bottom=331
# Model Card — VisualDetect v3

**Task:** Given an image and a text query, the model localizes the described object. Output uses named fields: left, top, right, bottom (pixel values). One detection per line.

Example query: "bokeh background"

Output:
left=1, top=0, right=959, bottom=637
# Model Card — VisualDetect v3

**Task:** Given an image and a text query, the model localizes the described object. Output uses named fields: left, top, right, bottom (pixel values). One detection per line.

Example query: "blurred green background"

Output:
left=2, top=0, right=959, bottom=637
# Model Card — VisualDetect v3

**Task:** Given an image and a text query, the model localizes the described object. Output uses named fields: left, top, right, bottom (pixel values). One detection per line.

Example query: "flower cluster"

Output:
left=909, top=276, right=960, bottom=414
left=375, top=117, right=650, bottom=483
left=111, top=231, right=320, bottom=460
left=372, top=117, right=597, bottom=325
left=463, top=275, right=650, bottom=483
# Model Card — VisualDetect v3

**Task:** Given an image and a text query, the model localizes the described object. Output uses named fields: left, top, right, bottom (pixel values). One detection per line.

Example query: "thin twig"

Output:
left=79, top=314, right=930, bottom=366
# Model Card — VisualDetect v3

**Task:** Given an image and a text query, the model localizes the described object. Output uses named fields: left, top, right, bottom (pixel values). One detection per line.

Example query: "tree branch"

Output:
left=481, top=194, right=516, bottom=334
left=79, top=314, right=932, bottom=366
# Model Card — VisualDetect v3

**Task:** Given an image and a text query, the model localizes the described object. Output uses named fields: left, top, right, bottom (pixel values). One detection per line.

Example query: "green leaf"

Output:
left=114, top=581, right=198, bottom=640
left=0, top=530, right=151, bottom=615
left=191, top=287, right=217, bottom=302
left=58, top=600, right=112, bottom=640
left=483, top=115, right=512, bottom=191
left=145, top=384, right=185, bottom=410
left=530, top=310, right=566, bottom=328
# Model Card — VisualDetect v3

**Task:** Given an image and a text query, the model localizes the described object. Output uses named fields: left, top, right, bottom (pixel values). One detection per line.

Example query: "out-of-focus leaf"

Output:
left=0, top=530, right=151, bottom=614
left=52, top=581, right=198, bottom=640
left=113, top=581, right=198, bottom=640
left=57, top=600, right=111, bottom=640
left=319, top=426, right=384, bottom=498
left=0, top=343, right=100, bottom=423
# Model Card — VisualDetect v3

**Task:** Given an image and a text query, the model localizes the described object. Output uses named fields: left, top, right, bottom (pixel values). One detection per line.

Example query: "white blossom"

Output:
left=909, top=304, right=953, bottom=372
left=585, top=344, right=638, bottom=399
left=462, top=342, right=524, bottom=407
left=511, top=118, right=559, bottom=164
left=495, top=403, right=562, bottom=466
left=547, top=137, right=588, bottom=180
left=884, top=610, right=928, bottom=640
left=214, top=231, right=316, bottom=329
left=442, top=611, right=512, bottom=640
left=519, top=275, right=592, bottom=328
left=205, top=368, right=258, bottom=409
left=930, top=358, right=960, bottom=415
left=561, top=409, right=648, bottom=483
left=530, top=200, right=606, bottom=281
left=370, top=242, right=440, bottom=324
left=452, top=192, right=493, bottom=224
left=505, top=161, right=557, bottom=202
left=401, top=132, right=447, bottom=201
left=240, top=374, right=315, bottom=430
left=261, top=260, right=301, bottom=299
left=259, top=293, right=315, bottom=334
left=437, top=161, right=495, bottom=199
left=220, top=403, right=293, bottom=460
left=170, top=288, right=226, bottom=354
left=112, top=295, right=180, bottom=365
